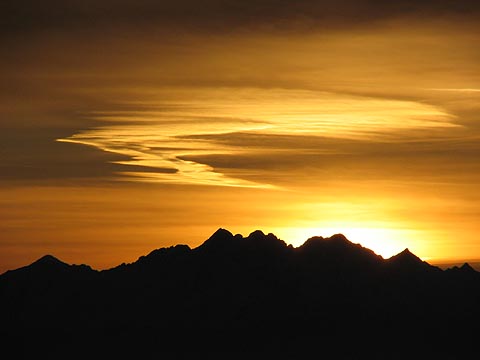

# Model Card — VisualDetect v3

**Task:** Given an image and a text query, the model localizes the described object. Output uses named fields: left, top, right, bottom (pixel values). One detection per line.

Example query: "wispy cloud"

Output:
left=428, top=88, right=480, bottom=92
left=58, top=87, right=459, bottom=188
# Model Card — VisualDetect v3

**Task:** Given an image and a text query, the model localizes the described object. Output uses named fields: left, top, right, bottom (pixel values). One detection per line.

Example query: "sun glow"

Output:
left=276, top=226, right=429, bottom=259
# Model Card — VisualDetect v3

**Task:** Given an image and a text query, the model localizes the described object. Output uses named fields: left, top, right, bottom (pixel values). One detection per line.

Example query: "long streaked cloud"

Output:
left=2, top=0, right=480, bottom=272
left=2, top=10, right=478, bottom=185
left=429, top=88, right=480, bottom=93
left=58, top=87, right=460, bottom=188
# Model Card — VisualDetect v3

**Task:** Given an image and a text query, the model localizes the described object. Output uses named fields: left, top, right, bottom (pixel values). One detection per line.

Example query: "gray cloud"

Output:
left=3, top=0, right=480, bottom=38
left=178, top=131, right=480, bottom=186
left=0, top=128, right=176, bottom=183
left=1, top=0, right=479, bottom=185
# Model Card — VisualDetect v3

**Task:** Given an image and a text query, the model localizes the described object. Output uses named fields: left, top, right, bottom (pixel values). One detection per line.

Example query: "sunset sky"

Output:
left=1, top=0, right=480, bottom=273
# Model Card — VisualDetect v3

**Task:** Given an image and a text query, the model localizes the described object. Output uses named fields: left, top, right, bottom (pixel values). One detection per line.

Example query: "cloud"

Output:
left=3, top=0, right=480, bottom=38
left=55, top=87, right=468, bottom=187
left=0, top=128, right=176, bottom=183
left=1, top=2, right=478, bottom=187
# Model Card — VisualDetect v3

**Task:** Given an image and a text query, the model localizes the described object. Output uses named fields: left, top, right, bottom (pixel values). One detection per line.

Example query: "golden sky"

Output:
left=1, top=0, right=480, bottom=272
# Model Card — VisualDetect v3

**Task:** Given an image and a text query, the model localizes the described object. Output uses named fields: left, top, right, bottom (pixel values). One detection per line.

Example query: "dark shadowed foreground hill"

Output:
left=1, top=229, right=479, bottom=358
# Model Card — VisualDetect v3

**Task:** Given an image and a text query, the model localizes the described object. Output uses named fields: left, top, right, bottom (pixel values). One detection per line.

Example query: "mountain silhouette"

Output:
left=1, top=229, right=479, bottom=357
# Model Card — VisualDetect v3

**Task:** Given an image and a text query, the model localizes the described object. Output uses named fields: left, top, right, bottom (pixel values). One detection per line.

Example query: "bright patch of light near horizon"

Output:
left=58, top=87, right=458, bottom=187
left=278, top=226, right=428, bottom=259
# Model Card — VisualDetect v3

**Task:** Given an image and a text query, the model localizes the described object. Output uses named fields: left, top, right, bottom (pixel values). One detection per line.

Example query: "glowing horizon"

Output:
left=1, top=1, right=480, bottom=273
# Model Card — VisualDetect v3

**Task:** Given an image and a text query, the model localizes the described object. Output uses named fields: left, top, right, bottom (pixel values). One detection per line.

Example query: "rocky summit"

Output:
left=1, top=229, right=479, bottom=357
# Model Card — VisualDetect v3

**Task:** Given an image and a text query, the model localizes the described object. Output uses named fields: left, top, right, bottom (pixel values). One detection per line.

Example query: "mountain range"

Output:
left=1, top=228, right=479, bottom=357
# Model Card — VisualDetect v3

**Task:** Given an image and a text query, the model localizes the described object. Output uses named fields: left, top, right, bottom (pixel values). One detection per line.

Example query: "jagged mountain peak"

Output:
left=389, top=248, right=421, bottom=262
left=446, top=262, right=479, bottom=275
left=210, top=228, right=234, bottom=239
left=300, top=233, right=357, bottom=250
left=460, top=262, right=476, bottom=272
left=1, top=228, right=479, bottom=356
left=198, top=228, right=237, bottom=252
left=0, top=228, right=463, bottom=278
left=387, top=247, right=441, bottom=273
left=25, top=254, right=71, bottom=271
left=248, top=229, right=265, bottom=237
left=246, top=230, right=282, bottom=242
left=399, top=248, right=413, bottom=255
left=33, top=254, right=65, bottom=265
left=297, top=232, right=383, bottom=269
left=329, top=233, right=349, bottom=242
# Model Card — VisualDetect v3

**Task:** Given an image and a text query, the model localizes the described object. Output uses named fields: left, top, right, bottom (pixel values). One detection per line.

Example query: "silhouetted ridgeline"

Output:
left=1, top=229, right=479, bottom=357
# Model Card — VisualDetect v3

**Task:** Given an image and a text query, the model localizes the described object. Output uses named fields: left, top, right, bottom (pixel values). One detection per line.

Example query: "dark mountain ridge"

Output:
left=1, top=228, right=479, bottom=357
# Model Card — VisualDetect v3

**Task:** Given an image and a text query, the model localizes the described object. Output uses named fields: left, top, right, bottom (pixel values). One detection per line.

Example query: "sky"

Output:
left=1, top=0, right=480, bottom=273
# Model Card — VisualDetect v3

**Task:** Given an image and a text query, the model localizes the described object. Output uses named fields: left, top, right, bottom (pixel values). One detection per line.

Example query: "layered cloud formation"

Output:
left=1, top=0, right=479, bottom=271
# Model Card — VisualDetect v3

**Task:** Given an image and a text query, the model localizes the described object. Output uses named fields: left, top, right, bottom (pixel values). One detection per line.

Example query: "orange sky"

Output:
left=1, top=1, right=480, bottom=273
